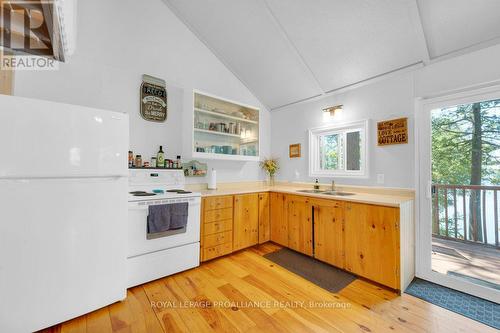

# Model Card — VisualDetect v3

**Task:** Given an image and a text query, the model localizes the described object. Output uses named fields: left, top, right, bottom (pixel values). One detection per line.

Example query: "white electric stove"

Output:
left=127, top=169, right=201, bottom=287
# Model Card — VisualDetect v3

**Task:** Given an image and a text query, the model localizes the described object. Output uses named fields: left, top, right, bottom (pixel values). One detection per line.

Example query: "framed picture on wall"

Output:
left=289, top=143, right=301, bottom=158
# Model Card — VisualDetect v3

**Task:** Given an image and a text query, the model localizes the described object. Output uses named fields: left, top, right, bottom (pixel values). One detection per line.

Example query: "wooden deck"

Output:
left=432, top=237, right=500, bottom=289
left=37, top=243, right=496, bottom=333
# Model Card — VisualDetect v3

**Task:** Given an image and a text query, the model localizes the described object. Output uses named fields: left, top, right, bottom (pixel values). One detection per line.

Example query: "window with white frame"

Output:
left=309, top=120, right=369, bottom=178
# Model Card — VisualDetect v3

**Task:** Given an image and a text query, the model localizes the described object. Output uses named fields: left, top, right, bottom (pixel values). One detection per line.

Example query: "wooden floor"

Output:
left=39, top=243, right=496, bottom=333
left=432, top=237, right=500, bottom=288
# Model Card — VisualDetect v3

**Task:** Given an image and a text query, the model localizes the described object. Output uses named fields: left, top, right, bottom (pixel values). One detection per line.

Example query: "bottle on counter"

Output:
left=128, top=151, right=134, bottom=168
left=176, top=155, right=181, bottom=169
left=151, top=157, right=157, bottom=168
left=135, top=155, right=142, bottom=168
left=157, top=146, right=165, bottom=168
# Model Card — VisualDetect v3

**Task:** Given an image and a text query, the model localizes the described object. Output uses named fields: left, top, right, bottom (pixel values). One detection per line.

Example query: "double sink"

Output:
left=296, top=189, right=355, bottom=196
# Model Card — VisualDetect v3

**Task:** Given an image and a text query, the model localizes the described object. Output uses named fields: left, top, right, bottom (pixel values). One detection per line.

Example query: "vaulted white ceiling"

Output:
left=164, top=0, right=500, bottom=110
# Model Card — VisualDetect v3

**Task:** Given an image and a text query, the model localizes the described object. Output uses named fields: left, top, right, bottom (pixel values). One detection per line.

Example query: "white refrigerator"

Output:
left=0, top=95, right=129, bottom=332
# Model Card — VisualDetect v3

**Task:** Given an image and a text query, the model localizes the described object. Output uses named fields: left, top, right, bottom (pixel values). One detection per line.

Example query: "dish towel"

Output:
left=169, top=202, right=189, bottom=230
left=147, top=204, right=172, bottom=234
left=147, top=203, right=189, bottom=234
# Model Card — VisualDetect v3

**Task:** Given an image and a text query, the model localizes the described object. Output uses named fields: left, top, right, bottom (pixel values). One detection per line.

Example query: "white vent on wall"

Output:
left=54, top=0, right=77, bottom=59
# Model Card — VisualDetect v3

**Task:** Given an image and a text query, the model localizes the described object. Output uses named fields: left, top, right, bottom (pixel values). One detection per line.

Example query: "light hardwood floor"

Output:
left=39, top=243, right=495, bottom=333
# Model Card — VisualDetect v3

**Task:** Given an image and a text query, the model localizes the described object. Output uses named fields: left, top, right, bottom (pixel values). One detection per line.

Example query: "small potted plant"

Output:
left=260, top=158, right=279, bottom=186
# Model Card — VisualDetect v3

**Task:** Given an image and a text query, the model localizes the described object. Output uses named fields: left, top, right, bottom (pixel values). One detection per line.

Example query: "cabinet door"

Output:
left=233, top=193, right=259, bottom=251
left=312, top=199, right=344, bottom=268
left=344, top=202, right=400, bottom=289
left=270, top=192, right=288, bottom=246
left=258, top=192, right=270, bottom=244
left=287, top=195, right=313, bottom=255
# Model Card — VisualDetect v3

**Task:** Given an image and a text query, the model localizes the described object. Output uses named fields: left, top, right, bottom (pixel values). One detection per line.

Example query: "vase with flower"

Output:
left=260, top=158, right=279, bottom=186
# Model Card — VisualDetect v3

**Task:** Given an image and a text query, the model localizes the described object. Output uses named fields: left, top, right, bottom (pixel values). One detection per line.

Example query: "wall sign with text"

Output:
left=140, top=74, right=167, bottom=122
left=377, top=117, right=408, bottom=146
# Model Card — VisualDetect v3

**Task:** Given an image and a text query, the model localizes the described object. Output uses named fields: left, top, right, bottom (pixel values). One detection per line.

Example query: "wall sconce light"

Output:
left=322, top=105, right=343, bottom=117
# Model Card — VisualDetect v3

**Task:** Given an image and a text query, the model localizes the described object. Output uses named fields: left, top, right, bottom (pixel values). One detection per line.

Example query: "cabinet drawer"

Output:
left=204, top=196, right=233, bottom=210
left=204, top=230, right=232, bottom=248
left=204, top=207, right=233, bottom=223
left=203, top=243, right=232, bottom=261
left=204, top=219, right=232, bottom=235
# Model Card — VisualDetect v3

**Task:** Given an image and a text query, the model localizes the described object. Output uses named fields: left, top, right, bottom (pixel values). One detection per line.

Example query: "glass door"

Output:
left=417, top=87, right=500, bottom=303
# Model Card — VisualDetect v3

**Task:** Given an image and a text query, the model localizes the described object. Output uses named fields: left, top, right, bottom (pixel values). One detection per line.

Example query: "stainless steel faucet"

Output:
left=331, top=180, right=336, bottom=191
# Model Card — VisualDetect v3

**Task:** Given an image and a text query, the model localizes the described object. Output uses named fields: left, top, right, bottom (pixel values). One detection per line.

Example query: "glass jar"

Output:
left=135, top=155, right=142, bottom=168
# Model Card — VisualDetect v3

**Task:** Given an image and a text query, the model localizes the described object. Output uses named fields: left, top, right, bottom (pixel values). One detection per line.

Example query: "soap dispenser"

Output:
left=314, top=179, right=320, bottom=190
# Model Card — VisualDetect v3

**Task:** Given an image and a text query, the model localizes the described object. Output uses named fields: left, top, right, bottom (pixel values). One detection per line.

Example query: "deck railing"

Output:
left=432, top=184, right=500, bottom=248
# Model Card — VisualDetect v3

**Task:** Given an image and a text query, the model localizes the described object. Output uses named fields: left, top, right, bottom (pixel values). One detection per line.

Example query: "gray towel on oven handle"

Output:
left=147, top=204, right=172, bottom=234
left=169, top=202, right=189, bottom=230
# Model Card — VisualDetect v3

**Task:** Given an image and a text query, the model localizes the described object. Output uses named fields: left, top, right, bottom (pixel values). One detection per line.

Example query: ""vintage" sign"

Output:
left=140, top=74, right=167, bottom=122
left=377, top=117, right=408, bottom=146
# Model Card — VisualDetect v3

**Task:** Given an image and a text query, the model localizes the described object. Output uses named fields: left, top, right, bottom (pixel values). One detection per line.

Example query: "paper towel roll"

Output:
left=208, top=168, right=217, bottom=190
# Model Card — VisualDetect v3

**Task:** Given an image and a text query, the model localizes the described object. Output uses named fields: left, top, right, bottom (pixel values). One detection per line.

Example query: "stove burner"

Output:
left=130, top=191, right=157, bottom=197
left=166, top=189, right=192, bottom=194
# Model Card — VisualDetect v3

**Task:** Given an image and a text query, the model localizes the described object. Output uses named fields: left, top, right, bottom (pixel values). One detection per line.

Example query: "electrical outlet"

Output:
left=377, top=174, right=385, bottom=184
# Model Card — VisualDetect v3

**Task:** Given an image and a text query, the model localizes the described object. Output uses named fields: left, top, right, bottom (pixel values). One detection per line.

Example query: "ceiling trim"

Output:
left=162, top=0, right=272, bottom=111
left=269, top=93, right=324, bottom=111
left=409, top=0, right=430, bottom=64
left=271, top=61, right=423, bottom=111
left=428, top=35, right=500, bottom=64
left=262, top=0, right=324, bottom=94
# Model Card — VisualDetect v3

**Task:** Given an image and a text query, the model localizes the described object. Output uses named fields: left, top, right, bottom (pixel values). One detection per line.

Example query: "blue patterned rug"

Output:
left=405, top=278, right=500, bottom=329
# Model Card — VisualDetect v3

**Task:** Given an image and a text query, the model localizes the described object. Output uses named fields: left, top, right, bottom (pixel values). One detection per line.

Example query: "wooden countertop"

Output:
left=188, top=183, right=414, bottom=208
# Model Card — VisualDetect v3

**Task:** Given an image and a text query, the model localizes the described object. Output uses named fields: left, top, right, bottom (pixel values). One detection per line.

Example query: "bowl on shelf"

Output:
left=211, top=145, right=223, bottom=154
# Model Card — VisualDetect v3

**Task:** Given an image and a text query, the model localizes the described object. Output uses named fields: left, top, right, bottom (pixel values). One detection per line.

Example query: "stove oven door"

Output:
left=127, top=197, right=201, bottom=258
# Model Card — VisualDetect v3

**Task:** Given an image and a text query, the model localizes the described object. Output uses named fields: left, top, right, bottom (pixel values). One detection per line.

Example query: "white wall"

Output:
left=13, top=0, right=270, bottom=183
left=271, top=72, right=416, bottom=188
left=271, top=43, right=500, bottom=189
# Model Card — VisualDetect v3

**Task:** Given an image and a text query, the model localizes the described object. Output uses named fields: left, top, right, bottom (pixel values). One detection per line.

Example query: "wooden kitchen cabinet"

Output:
left=204, top=195, right=233, bottom=210
left=270, top=192, right=288, bottom=246
left=200, top=190, right=409, bottom=291
left=344, top=202, right=400, bottom=289
left=311, top=198, right=345, bottom=268
left=258, top=192, right=270, bottom=243
left=286, top=195, right=313, bottom=256
left=201, top=195, right=234, bottom=262
left=233, top=193, right=259, bottom=251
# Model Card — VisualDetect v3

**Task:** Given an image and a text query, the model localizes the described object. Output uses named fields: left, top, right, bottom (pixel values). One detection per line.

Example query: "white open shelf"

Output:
left=194, top=108, right=258, bottom=124
left=192, top=152, right=260, bottom=162
left=192, top=91, right=260, bottom=161
left=194, top=128, right=242, bottom=138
